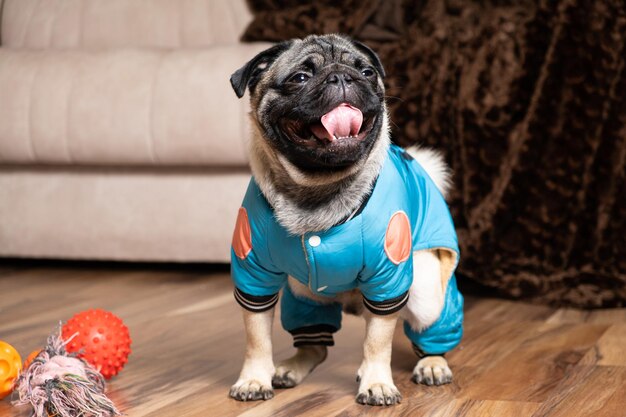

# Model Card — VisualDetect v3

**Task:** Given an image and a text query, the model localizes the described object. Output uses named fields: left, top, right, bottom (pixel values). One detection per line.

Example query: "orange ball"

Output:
left=23, top=350, right=42, bottom=370
left=0, top=340, right=22, bottom=400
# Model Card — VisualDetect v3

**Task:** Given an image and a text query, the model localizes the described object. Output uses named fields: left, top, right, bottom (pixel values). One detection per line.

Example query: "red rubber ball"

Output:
left=61, top=309, right=132, bottom=379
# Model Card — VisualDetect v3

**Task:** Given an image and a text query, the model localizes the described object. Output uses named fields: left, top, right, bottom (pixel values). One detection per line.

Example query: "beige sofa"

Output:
left=0, top=0, right=271, bottom=262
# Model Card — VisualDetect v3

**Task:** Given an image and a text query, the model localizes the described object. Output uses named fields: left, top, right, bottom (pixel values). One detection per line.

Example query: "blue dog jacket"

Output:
left=231, top=144, right=463, bottom=353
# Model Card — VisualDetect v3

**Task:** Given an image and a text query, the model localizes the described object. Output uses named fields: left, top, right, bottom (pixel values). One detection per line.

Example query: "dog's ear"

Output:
left=230, top=41, right=293, bottom=98
left=351, top=39, right=386, bottom=79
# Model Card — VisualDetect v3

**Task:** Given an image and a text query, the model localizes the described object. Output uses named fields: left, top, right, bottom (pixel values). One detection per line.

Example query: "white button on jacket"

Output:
left=308, top=235, right=321, bottom=247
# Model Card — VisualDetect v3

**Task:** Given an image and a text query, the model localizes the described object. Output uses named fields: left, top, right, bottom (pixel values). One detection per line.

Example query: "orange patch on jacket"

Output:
left=385, top=211, right=411, bottom=264
left=232, top=207, right=252, bottom=260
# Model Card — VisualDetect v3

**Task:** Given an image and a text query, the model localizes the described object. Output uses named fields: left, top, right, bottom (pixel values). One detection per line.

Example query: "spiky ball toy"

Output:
left=61, top=309, right=131, bottom=379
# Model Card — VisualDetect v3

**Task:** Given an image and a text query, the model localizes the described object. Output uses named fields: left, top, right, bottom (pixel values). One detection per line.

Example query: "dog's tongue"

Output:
left=310, top=103, right=363, bottom=141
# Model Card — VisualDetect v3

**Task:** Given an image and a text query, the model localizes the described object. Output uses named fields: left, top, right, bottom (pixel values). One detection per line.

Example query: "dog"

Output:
left=228, top=34, right=464, bottom=406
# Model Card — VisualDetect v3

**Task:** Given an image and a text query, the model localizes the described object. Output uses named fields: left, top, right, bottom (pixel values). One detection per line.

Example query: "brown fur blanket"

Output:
left=242, top=0, right=626, bottom=307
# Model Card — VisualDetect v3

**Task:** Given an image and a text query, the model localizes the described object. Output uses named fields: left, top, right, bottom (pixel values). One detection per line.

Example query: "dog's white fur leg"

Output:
left=402, top=250, right=445, bottom=331
left=229, top=308, right=276, bottom=401
left=401, top=249, right=453, bottom=385
left=356, top=312, right=402, bottom=405
left=272, top=345, right=327, bottom=388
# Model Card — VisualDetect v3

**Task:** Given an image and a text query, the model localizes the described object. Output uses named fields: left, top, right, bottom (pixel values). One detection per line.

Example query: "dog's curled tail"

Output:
left=405, top=146, right=452, bottom=199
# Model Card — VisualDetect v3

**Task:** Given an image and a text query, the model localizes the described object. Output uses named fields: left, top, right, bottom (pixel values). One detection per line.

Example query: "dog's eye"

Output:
left=289, top=73, right=311, bottom=83
left=361, top=68, right=375, bottom=77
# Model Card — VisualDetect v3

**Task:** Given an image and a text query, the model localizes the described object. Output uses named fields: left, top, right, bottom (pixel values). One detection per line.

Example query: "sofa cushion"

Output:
left=0, top=166, right=251, bottom=262
left=1, top=0, right=252, bottom=49
left=0, top=44, right=272, bottom=166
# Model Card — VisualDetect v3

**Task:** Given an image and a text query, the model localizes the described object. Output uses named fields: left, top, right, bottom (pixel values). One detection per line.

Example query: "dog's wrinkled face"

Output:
left=231, top=34, right=386, bottom=173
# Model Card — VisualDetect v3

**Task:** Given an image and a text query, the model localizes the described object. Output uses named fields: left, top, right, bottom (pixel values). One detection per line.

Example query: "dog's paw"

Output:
left=412, top=355, right=452, bottom=386
left=229, top=379, right=274, bottom=401
left=356, top=383, right=402, bottom=406
left=356, top=361, right=401, bottom=406
left=272, top=346, right=327, bottom=389
left=272, top=367, right=298, bottom=388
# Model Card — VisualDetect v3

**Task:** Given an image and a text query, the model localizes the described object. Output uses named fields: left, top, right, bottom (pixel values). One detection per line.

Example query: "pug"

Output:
left=228, top=34, right=464, bottom=406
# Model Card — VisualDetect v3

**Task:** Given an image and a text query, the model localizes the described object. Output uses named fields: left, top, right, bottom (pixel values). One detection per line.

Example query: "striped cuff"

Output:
left=234, top=288, right=279, bottom=312
left=290, top=324, right=337, bottom=347
left=362, top=291, right=409, bottom=315
left=412, top=343, right=446, bottom=359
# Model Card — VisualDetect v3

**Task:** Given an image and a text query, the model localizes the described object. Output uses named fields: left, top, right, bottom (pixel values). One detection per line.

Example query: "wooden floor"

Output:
left=0, top=262, right=625, bottom=417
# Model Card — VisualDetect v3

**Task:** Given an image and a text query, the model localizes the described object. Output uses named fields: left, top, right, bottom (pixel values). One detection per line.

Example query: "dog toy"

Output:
left=23, top=350, right=42, bottom=370
left=0, top=340, right=22, bottom=400
left=12, top=326, right=121, bottom=417
left=61, top=309, right=131, bottom=379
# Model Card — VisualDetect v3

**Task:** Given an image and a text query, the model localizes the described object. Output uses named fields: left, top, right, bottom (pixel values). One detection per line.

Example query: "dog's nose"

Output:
left=325, top=72, right=353, bottom=86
